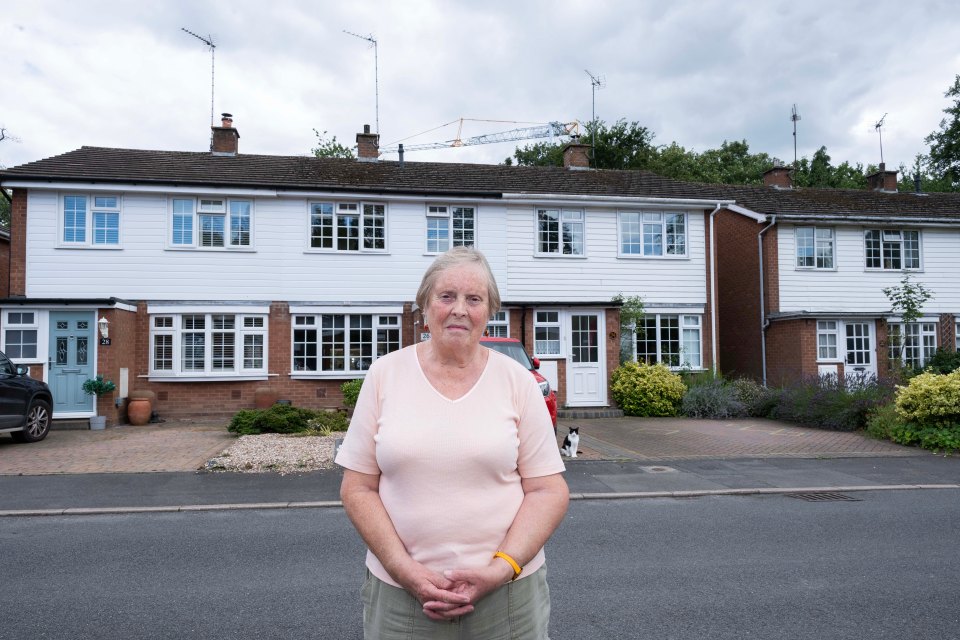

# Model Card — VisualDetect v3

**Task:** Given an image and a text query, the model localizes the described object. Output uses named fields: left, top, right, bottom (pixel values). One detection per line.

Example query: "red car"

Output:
left=480, top=337, right=558, bottom=432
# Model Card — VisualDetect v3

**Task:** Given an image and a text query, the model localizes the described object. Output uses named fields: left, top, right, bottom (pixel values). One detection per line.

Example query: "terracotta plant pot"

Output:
left=127, top=398, right=152, bottom=426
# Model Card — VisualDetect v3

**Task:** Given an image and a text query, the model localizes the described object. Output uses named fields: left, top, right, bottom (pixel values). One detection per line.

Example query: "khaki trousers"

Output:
left=361, top=567, right=552, bottom=639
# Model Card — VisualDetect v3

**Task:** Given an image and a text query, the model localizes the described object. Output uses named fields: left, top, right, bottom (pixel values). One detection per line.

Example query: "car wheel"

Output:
left=11, top=399, right=51, bottom=443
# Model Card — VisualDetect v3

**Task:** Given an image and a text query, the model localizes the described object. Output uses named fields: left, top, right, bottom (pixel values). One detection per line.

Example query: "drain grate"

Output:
left=787, top=492, right=862, bottom=502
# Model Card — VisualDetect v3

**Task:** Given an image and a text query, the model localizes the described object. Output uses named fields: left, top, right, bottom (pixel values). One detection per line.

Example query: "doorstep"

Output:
left=557, top=408, right=624, bottom=420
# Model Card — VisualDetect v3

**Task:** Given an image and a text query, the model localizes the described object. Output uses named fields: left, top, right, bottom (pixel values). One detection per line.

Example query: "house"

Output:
left=715, top=166, right=960, bottom=385
left=0, top=117, right=733, bottom=425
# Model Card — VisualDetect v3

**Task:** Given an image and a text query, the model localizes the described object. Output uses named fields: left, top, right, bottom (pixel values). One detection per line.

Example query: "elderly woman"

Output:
left=336, top=246, right=569, bottom=639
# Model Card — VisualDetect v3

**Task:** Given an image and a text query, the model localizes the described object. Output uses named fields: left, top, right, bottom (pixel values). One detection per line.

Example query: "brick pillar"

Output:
left=9, top=188, right=27, bottom=296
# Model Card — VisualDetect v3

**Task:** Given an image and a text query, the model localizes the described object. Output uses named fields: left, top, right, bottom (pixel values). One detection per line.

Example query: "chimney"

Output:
left=211, top=112, right=240, bottom=156
left=866, top=163, right=898, bottom=192
left=398, top=143, right=405, bottom=169
left=356, top=124, right=380, bottom=161
left=762, top=165, right=793, bottom=189
left=562, top=136, right=591, bottom=169
left=914, top=173, right=922, bottom=194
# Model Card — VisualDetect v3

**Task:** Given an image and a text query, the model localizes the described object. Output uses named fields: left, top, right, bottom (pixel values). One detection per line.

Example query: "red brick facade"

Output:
left=9, top=189, right=26, bottom=296
left=715, top=209, right=763, bottom=379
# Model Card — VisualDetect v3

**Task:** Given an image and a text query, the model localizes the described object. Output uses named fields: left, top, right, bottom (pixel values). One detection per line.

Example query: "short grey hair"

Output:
left=416, top=246, right=501, bottom=315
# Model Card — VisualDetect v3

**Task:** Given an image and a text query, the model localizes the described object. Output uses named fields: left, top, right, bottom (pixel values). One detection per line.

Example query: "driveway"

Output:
left=0, top=416, right=921, bottom=476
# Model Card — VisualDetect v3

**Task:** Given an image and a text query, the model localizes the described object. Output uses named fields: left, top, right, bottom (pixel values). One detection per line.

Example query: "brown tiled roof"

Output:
left=3, top=146, right=960, bottom=221
left=0, top=146, right=729, bottom=200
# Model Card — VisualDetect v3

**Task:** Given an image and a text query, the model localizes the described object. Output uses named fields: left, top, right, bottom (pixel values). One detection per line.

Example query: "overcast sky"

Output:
left=2, top=0, right=958, bottom=174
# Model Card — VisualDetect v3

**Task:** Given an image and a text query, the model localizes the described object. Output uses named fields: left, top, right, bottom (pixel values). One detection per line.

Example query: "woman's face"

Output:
left=424, top=263, right=491, bottom=352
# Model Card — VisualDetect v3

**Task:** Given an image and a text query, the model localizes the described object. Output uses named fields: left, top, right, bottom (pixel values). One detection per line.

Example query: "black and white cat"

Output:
left=560, top=427, right=580, bottom=458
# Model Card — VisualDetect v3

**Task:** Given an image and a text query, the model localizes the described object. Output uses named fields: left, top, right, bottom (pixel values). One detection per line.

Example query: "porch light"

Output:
left=98, top=316, right=110, bottom=339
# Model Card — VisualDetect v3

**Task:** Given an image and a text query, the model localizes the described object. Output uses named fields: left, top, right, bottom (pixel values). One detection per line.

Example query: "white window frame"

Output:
left=627, top=313, right=703, bottom=370
left=536, top=208, right=584, bottom=257
left=425, top=205, right=476, bottom=254
left=956, top=320, right=960, bottom=353
left=618, top=211, right=687, bottom=258
left=864, top=229, right=921, bottom=271
left=308, top=201, right=388, bottom=253
left=148, top=312, right=268, bottom=378
left=485, top=310, right=510, bottom=337
left=887, top=320, right=937, bottom=369
left=533, top=310, right=562, bottom=357
left=816, top=320, right=840, bottom=361
left=169, top=197, right=254, bottom=250
left=796, top=226, right=835, bottom=269
left=59, top=194, right=122, bottom=248
left=2, top=310, right=40, bottom=362
left=291, top=312, right=401, bottom=376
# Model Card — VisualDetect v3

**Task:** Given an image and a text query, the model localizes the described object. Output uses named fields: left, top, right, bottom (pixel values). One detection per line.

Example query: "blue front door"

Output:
left=49, top=311, right=96, bottom=414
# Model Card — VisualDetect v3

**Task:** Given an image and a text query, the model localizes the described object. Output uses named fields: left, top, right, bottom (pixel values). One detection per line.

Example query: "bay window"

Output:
left=292, top=313, right=400, bottom=374
left=150, top=312, right=267, bottom=376
left=626, top=314, right=702, bottom=369
left=888, top=322, right=937, bottom=369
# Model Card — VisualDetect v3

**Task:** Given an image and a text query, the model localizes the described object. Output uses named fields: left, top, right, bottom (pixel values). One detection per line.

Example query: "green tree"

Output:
left=924, top=74, right=960, bottom=190
left=883, top=273, right=934, bottom=367
left=792, top=146, right=868, bottom=189
left=509, top=119, right=657, bottom=170
left=311, top=129, right=354, bottom=159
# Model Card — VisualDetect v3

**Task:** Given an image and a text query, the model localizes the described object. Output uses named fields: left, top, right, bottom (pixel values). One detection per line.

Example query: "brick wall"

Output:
left=94, top=307, right=139, bottom=426
left=0, top=236, right=9, bottom=299
left=9, top=189, right=26, bottom=296
left=764, top=318, right=818, bottom=386
left=715, top=208, right=764, bottom=379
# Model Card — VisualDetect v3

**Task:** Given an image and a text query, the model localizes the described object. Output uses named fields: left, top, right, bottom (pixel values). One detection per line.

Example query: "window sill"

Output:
left=290, top=371, right=368, bottom=379
left=146, top=374, right=268, bottom=382
left=617, top=254, right=689, bottom=260
left=533, top=253, right=587, bottom=259
left=303, top=249, right=389, bottom=255
left=165, top=247, right=256, bottom=252
left=56, top=245, right=123, bottom=250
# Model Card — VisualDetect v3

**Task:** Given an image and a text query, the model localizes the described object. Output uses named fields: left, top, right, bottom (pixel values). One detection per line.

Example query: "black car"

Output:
left=0, top=350, right=53, bottom=443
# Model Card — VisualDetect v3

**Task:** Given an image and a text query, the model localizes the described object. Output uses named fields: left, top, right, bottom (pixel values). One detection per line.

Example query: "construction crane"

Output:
left=380, top=119, right=580, bottom=154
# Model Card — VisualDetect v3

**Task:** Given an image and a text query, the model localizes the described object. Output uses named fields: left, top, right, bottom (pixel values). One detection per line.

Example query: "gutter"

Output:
left=502, top=192, right=736, bottom=208
left=708, top=204, right=723, bottom=375
left=758, top=216, right=777, bottom=386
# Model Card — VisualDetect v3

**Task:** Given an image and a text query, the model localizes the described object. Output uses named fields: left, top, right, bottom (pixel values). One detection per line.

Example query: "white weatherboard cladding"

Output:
left=777, top=224, right=960, bottom=313
left=504, top=206, right=707, bottom=304
left=24, top=191, right=509, bottom=302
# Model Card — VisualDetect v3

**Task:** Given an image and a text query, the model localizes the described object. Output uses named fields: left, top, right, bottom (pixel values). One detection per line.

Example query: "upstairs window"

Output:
left=537, top=209, right=584, bottom=256
left=796, top=227, right=834, bottom=269
left=426, top=205, right=475, bottom=253
left=619, top=212, right=686, bottom=257
left=865, top=229, right=920, bottom=270
left=171, top=198, right=252, bottom=249
left=61, top=195, right=121, bottom=247
left=310, top=202, right=387, bottom=252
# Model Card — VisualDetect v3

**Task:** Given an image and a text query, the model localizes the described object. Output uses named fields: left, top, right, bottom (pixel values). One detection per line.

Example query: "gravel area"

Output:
left=205, top=433, right=340, bottom=474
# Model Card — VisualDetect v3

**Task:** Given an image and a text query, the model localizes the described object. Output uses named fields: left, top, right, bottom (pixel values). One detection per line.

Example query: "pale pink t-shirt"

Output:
left=335, top=344, right=565, bottom=587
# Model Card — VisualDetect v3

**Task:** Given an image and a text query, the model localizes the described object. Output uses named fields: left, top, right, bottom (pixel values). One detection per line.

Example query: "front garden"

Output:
left=610, top=351, right=960, bottom=454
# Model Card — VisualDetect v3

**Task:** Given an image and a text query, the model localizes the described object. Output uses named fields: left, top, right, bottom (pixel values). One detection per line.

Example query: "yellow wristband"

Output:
left=493, top=551, right=522, bottom=581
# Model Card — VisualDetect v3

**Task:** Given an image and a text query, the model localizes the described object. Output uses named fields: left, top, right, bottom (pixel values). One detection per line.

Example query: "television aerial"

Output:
left=181, top=28, right=217, bottom=129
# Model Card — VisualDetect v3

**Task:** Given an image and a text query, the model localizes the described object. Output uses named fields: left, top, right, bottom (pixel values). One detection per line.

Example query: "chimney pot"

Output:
left=763, top=165, right=793, bottom=189
left=356, top=124, right=380, bottom=161
left=211, top=113, right=240, bottom=155
left=562, top=136, right=591, bottom=169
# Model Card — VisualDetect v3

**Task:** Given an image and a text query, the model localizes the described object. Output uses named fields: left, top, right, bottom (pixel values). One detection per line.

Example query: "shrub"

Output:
left=925, top=347, right=960, bottom=375
left=764, top=375, right=894, bottom=431
left=865, top=403, right=902, bottom=441
left=730, top=378, right=779, bottom=417
left=228, top=404, right=347, bottom=436
left=610, top=362, right=685, bottom=417
left=681, top=379, right=745, bottom=419
left=341, top=379, right=363, bottom=408
left=895, top=370, right=960, bottom=429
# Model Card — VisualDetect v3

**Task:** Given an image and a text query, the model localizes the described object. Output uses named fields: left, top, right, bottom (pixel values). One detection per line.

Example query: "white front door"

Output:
left=844, top=321, right=877, bottom=380
left=566, top=311, right=606, bottom=406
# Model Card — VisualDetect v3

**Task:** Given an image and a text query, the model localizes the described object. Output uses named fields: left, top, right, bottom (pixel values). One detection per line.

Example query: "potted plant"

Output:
left=82, top=375, right=116, bottom=430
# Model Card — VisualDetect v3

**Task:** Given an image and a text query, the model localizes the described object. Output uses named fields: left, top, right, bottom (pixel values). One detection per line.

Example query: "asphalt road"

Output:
left=3, top=489, right=958, bottom=639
